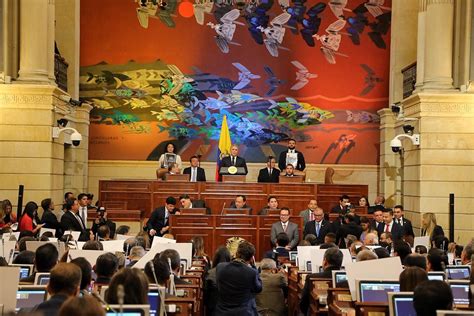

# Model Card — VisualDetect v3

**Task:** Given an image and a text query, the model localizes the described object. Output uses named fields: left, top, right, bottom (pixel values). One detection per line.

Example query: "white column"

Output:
left=422, top=0, right=455, bottom=90
left=17, top=0, right=50, bottom=82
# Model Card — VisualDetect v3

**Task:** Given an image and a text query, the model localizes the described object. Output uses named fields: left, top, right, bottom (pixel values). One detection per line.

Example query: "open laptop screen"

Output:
left=449, top=282, right=470, bottom=306
left=359, top=281, right=400, bottom=303
left=446, top=266, right=470, bottom=280
left=16, top=288, right=47, bottom=311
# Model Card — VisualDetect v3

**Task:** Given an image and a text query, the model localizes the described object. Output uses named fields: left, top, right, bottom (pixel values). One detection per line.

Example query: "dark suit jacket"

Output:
left=60, top=211, right=88, bottom=241
left=300, top=266, right=340, bottom=314
left=221, top=156, right=248, bottom=175
left=215, top=261, right=262, bottom=316
left=377, top=221, right=403, bottom=240
left=41, top=210, right=62, bottom=238
left=278, top=150, right=306, bottom=171
left=396, top=217, right=414, bottom=238
left=34, top=294, right=69, bottom=316
left=257, top=167, right=280, bottom=183
left=183, top=166, right=206, bottom=181
left=336, top=222, right=363, bottom=248
left=146, top=206, right=170, bottom=236
left=303, top=219, right=333, bottom=245
left=421, top=225, right=445, bottom=241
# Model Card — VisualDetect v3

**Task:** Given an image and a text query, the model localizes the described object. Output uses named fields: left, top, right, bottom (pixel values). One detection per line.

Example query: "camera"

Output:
left=71, top=131, right=82, bottom=146
left=390, top=138, right=402, bottom=153
left=97, top=206, right=106, bottom=218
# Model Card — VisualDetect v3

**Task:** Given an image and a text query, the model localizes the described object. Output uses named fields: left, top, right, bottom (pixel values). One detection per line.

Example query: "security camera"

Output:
left=70, top=131, right=82, bottom=146
left=403, top=124, right=415, bottom=134
left=390, top=134, right=420, bottom=153
left=52, top=126, right=82, bottom=147
left=59, top=95, right=83, bottom=107
left=391, top=102, right=401, bottom=114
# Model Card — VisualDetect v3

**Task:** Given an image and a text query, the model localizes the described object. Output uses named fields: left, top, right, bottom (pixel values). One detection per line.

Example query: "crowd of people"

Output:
left=1, top=186, right=474, bottom=316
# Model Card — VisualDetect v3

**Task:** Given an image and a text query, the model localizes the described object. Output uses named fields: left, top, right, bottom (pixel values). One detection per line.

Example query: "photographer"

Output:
left=91, top=206, right=116, bottom=240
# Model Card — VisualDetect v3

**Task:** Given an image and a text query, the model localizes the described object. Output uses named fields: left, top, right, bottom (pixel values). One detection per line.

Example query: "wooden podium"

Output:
left=279, top=175, right=304, bottom=183
left=222, top=175, right=246, bottom=182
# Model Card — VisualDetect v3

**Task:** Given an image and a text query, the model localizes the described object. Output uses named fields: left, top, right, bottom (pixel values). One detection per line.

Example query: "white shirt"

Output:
left=281, top=221, right=288, bottom=232
left=191, top=167, right=197, bottom=182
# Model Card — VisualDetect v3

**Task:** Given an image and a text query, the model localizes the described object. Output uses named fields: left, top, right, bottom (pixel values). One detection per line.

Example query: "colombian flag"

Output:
left=216, top=115, right=232, bottom=181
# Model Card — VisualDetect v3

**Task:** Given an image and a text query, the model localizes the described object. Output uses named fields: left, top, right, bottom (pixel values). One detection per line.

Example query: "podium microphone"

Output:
left=220, top=202, right=226, bottom=215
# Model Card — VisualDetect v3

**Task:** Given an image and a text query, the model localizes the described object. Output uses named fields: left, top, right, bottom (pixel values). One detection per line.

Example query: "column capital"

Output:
left=419, top=0, right=427, bottom=12
left=426, top=0, right=454, bottom=4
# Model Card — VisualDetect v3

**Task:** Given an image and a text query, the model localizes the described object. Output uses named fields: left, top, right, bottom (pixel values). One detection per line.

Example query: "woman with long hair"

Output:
left=0, top=199, right=17, bottom=228
left=421, top=212, right=445, bottom=242
left=158, top=142, right=182, bottom=169
left=19, top=201, right=43, bottom=234
left=204, top=246, right=231, bottom=316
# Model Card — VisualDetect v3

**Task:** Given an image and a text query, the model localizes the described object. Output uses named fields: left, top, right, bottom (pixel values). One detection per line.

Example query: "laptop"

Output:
left=356, top=280, right=400, bottom=303
left=10, top=264, right=34, bottom=279
left=388, top=292, right=416, bottom=316
left=331, top=270, right=348, bottom=288
left=427, top=271, right=445, bottom=281
left=288, top=251, right=297, bottom=262
left=446, top=265, right=470, bottom=280
left=448, top=280, right=470, bottom=306
left=16, top=286, right=48, bottom=312
left=34, top=273, right=51, bottom=285
left=105, top=305, right=150, bottom=316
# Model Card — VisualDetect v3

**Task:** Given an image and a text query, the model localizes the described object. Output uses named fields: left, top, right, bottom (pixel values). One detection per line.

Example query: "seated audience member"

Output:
left=144, top=254, right=171, bottom=288
left=282, top=163, right=296, bottom=177
left=146, top=196, right=177, bottom=239
left=303, top=207, right=333, bottom=245
left=95, top=253, right=119, bottom=286
left=258, top=196, right=279, bottom=215
left=82, top=240, right=103, bottom=251
left=325, top=232, right=337, bottom=245
left=320, top=242, right=338, bottom=250
left=0, top=199, right=17, bottom=228
left=400, top=266, right=428, bottom=291
left=21, top=243, right=58, bottom=283
left=215, top=241, right=262, bottom=315
left=159, top=248, right=190, bottom=284
left=115, top=225, right=130, bottom=235
left=373, top=247, right=390, bottom=259
left=356, top=249, right=378, bottom=262
left=426, top=248, right=448, bottom=271
left=460, top=238, right=473, bottom=265
left=34, top=263, right=82, bottom=316
left=304, top=234, right=318, bottom=246
left=266, top=232, right=290, bottom=259
left=413, top=280, right=453, bottom=316
left=432, top=235, right=450, bottom=252
left=421, top=212, right=445, bottom=241
left=331, top=195, right=351, bottom=214
left=127, top=246, right=145, bottom=267
left=393, top=240, right=412, bottom=265
left=0, top=257, right=8, bottom=266
left=18, top=235, right=37, bottom=252
left=299, top=199, right=318, bottom=226
left=40, top=198, right=62, bottom=237
left=19, top=201, right=44, bottom=234
left=270, top=208, right=299, bottom=249
left=106, top=268, right=149, bottom=305
left=58, top=295, right=105, bottom=316
left=91, top=207, right=116, bottom=240
left=60, top=198, right=89, bottom=241
left=166, top=162, right=181, bottom=175
left=404, top=253, right=427, bottom=270
left=379, top=232, right=393, bottom=249
left=358, top=196, right=370, bottom=208
left=123, top=237, right=144, bottom=255
left=415, top=245, right=428, bottom=254
left=13, top=250, right=35, bottom=264
left=204, top=246, right=231, bottom=316
left=364, top=232, right=378, bottom=246
left=230, top=195, right=252, bottom=211
left=256, top=258, right=288, bottom=316
left=298, top=240, right=311, bottom=246
left=335, top=215, right=362, bottom=248
left=183, top=155, right=206, bottom=182
left=179, top=194, right=206, bottom=210
left=377, top=208, right=403, bottom=240
left=70, top=257, right=92, bottom=293
left=257, top=156, right=280, bottom=183
left=349, top=241, right=364, bottom=257
left=300, top=247, right=343, bottom=314
left=359, top=216, right=372, bottom=242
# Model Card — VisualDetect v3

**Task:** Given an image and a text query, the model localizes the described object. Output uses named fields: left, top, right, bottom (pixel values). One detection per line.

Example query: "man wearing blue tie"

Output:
left=303, top=207, right=333, bottom=245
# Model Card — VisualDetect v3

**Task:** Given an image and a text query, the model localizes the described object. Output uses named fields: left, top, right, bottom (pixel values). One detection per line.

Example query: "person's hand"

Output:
left=160, top=226, right=170, bottom=234
left=149, top=229, right=157, bottom=236
left=285, top=245, right=291, bottom=250
left=175, top=211, right=181, bottom=215
left=89, top=231, right=94, bottom=241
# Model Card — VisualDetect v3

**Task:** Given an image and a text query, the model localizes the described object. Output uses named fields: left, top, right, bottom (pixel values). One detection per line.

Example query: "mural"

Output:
left=80, top=0, right=391, bottom=164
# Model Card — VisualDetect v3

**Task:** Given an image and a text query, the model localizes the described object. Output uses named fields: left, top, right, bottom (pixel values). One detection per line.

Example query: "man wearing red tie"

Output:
left=270, top=208, right=299, bottom=250
left=299, top=199, right=318, bottom=226
left=377, top=208, right=403, bottom=240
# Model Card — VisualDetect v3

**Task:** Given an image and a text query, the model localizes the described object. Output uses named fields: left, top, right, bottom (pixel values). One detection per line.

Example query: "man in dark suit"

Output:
left=230, top=195, right=253, bottom=212
left=303, top=207, right=333, bottom=245
left=278, top=138, right=306, bottom=171
left=215, top=241, right=262, bottom=315
left=40, top=198, right=62, bottom=238
left=300, top=247, right=343, bottom=314
left=221, top=144, right=248, bottom=174
left=257, top=156, right=280, bottom=183
left=370, top=206, right=385, bottom=230
left=146, top=196, right=176, bottom=238
left=336, top=214, right=363, bottom=248
left=377, top=208, right=403, bottom=240
left=60, top=198, right=89, bottom=241
left=183, top=155, right=206, bottom=182
left=178, top=194, right=208, bottom=212
left=393, top=205, right=414, bottom=240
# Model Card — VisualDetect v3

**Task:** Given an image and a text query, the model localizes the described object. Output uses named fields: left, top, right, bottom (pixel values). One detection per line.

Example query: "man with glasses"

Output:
left=303, top=207, right=333, bottom=245
left=270, top=207, right=299, bottom=250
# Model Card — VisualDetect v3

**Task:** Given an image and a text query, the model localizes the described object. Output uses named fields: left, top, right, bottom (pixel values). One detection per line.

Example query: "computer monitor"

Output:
left=427, top=271, right=445, bottom=281
left=332, top=270, right=348, bottom=288
left=148, top=287, right=165, bottom=316
left=448, top=280, right=470, bottom=306
left=446, top=265, right=470, bottom=280
left=288, top=251, right=297, bottom=262
left=356, top=280, right=400, bottom=303
left=388, top=292, right=416, bottom=316
left=16, top=286, right=48, bottom=312
left=11, top=264, right=33, bottom=279
left=105, top=305, right=150, bottom=316
left=34, top=273, right=50, bottom=285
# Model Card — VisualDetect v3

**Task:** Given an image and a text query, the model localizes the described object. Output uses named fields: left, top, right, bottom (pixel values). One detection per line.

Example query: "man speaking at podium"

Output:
left=221, top=144, right=248, bottom=175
